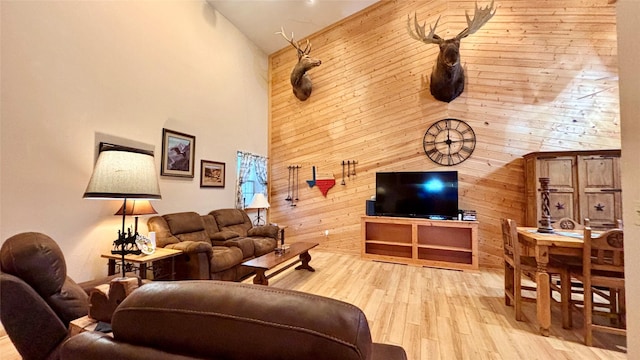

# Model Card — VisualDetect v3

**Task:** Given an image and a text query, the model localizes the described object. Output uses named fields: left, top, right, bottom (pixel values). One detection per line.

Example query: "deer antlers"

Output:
left=408, top=0, right=496, bottom=43
left=276, top=26, right=322, bottom=101
left=276, top=27, right=312, bottom=59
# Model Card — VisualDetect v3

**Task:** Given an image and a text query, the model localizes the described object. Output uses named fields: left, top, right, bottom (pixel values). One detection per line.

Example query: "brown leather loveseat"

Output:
left=60, top=281, right=408, bottom=360
left=147, top=209, right=278, bottom=281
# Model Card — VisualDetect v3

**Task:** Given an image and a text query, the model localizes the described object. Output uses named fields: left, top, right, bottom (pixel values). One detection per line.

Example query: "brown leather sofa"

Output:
left=209, top=208, right=279, bottom=257
left=147, top=209, right=278, bottom=281
left=60, top=281, right=408, bottom=360
left=0, top=232, right=136, bottom=360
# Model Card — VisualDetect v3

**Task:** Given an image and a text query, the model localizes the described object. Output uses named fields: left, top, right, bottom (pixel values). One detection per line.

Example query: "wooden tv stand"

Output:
left=361, top=216, right=478, bottom=271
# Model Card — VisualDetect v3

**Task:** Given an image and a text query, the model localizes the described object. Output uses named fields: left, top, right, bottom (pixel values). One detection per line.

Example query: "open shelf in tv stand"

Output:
left=361, top=216, right=478, bottom=271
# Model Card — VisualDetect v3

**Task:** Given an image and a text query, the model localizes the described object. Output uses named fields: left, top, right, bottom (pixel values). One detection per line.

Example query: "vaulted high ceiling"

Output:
left=208, top=0, right=378, bottom=55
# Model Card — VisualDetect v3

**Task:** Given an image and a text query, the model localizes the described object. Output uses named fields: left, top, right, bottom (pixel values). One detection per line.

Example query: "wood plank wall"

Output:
left=268, top=0, right=620, bottom=268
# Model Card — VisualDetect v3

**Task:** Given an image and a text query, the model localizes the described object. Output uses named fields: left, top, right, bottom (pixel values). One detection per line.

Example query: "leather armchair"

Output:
left=60, top=281, right=407, bottom=360
left=0, top=232, right=131, bottom=360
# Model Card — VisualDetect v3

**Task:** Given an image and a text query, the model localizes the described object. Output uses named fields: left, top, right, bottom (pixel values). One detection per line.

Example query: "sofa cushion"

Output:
left=209, top=231, right=240, bottom=241
left=175, top=231, right=209, bottom=244
left=253, top=238, right=278, bottom=257
left=209, top=246, right=243, bottom=273
left=146, top=216, right=179, bottom=248
left=210, top=209, right=252, bottom=237
left=223, top=237, right=255, bottom=259
left=163, top=212, right=205, bottom=235
left=201, top=214, right=220, bottom=236
left=248, top=225, right=278, bottom=238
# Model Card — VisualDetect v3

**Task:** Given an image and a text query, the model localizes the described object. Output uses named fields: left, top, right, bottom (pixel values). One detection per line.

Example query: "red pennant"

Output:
left=316, top=179, right=336, bottom=197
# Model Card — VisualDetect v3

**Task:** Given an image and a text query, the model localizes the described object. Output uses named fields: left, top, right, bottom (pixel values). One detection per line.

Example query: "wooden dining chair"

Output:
left=501, top=218, right=571, bottom=327
left=560, top=218, right=623, bottom=327
left=553, top=217, right=589, bottom=230
left=569, top=227, right=625, bottom=346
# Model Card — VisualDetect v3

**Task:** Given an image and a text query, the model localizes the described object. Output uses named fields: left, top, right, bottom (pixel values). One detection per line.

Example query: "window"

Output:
left=236, top=151, right=268, bottom=209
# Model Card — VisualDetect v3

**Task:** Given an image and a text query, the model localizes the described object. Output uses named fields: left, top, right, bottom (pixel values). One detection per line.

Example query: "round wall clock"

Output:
left=423, top=118, right=476, bottom=166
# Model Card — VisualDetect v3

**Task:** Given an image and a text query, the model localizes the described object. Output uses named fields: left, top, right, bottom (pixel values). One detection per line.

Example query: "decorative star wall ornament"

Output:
left=555, top=202, right=565, bottom=210
left=594, top=203, right=605, bottom=211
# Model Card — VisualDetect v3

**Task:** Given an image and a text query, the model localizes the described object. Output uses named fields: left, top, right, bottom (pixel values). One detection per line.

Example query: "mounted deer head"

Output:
left=408, top=1, right=496, bottom=102
left=276, top=27, right=322, bottom=101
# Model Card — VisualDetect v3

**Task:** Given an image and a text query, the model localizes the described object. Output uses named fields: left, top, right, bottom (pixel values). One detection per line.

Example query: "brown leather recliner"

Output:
left=60, top=281, right=408, bottom=360
left=0, top=232, right=131, bottom=360
left=209, top=208, right=278, bottom=256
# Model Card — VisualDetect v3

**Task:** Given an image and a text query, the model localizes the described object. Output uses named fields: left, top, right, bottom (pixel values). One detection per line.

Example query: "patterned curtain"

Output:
left=254, top=155, right=268, bottom=190
left=236, top=151, right=254, bottom=209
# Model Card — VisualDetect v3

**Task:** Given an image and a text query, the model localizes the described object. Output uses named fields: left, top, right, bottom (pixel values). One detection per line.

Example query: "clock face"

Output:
left=423, top=119, right=476, bottom=166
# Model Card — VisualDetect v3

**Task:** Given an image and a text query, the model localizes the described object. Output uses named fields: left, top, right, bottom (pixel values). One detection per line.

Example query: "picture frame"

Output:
left=200, top=160, right=225, bottom=188
left=161, top=128, right=196, bottom=178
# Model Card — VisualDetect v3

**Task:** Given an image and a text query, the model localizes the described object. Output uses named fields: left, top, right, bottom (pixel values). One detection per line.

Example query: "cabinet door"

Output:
left=537, top=157, right=578, bottom=223
left=578, top=155, right=622, bottom=228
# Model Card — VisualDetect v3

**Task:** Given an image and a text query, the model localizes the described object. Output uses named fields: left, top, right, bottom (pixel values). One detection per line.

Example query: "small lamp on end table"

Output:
left=246, top=193, right=270, bottom=226
left=114, top=199, right=158, bottom=235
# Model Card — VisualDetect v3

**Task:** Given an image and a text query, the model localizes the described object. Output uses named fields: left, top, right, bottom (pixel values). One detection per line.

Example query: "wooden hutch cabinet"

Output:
left=523, top=149, right=622, bottom=229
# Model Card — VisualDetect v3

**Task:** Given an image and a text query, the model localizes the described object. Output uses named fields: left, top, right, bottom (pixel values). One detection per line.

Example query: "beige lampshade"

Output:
left=114, top=200, right=158, bottom=216
left=84, top=146, right=161, bottom=200
left=247, top=193, right=270, bottom=209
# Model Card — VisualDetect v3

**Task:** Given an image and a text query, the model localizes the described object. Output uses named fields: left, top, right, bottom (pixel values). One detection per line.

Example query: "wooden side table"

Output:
left=101, top=247, right=182, bottom=280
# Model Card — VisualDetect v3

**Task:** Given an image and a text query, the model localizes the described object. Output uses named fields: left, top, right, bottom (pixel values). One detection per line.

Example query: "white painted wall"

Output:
left=617, top=0, right=640, bottom=357
left=0, top=0, right=268, bottom=281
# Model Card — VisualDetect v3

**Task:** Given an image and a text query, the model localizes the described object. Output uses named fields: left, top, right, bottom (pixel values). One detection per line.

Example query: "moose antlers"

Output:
left=408, top=0, right=496, bottom=44
left=407, top=1, right=496, bottom=102
left=276, top=27, right=322, bottom=101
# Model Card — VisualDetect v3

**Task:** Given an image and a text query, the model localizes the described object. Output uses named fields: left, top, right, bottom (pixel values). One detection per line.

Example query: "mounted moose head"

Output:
left=408, top=1, right=496, bottom=102
left=276, top=27, right=322, bottom=101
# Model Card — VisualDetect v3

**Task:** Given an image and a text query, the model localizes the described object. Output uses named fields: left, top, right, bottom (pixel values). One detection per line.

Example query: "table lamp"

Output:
left=114, top=199, right=158, bottom=234
left=247, top=193, right=270, bottom=226
left=84, top=144, right=161, bottom=278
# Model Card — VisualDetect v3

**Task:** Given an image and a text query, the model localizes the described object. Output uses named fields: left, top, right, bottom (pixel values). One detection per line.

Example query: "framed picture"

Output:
left=161, top=128, right=196, bottom=178
left=200, top=160, right=225, bottom=188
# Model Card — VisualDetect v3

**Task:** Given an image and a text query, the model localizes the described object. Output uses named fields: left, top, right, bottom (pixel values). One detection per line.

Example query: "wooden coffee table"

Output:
left=242, top=242, right=319, bottom=285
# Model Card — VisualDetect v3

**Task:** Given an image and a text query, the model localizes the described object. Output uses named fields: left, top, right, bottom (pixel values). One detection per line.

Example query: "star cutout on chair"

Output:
left=555, top=202, right=565, bottom=210
left=594, top=203, right=605, bottom=211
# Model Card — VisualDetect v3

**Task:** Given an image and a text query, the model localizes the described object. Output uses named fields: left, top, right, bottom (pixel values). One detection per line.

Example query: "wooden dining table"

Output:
left=516, top=226, right=586, bottom=336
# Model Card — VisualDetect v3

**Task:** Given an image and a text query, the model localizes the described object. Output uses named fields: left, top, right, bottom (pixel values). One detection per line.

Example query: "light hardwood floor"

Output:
left=1, top=251, right=626, bottom=359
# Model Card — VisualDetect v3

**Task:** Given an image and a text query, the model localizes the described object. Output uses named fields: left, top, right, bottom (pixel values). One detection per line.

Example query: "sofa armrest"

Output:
left=209, top=230, right=240, bottom=241
left=156, top=242, right=212, bottom=280
left=62, top=331, right=190, bottom=360
left=165, top=241, right=212, bottom=254
left=248, top=225, right=279, bottom=239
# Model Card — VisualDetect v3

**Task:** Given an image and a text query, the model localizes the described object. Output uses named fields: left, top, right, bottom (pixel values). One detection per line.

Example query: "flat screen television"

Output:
left=375, top=171, right=458, bottom=219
